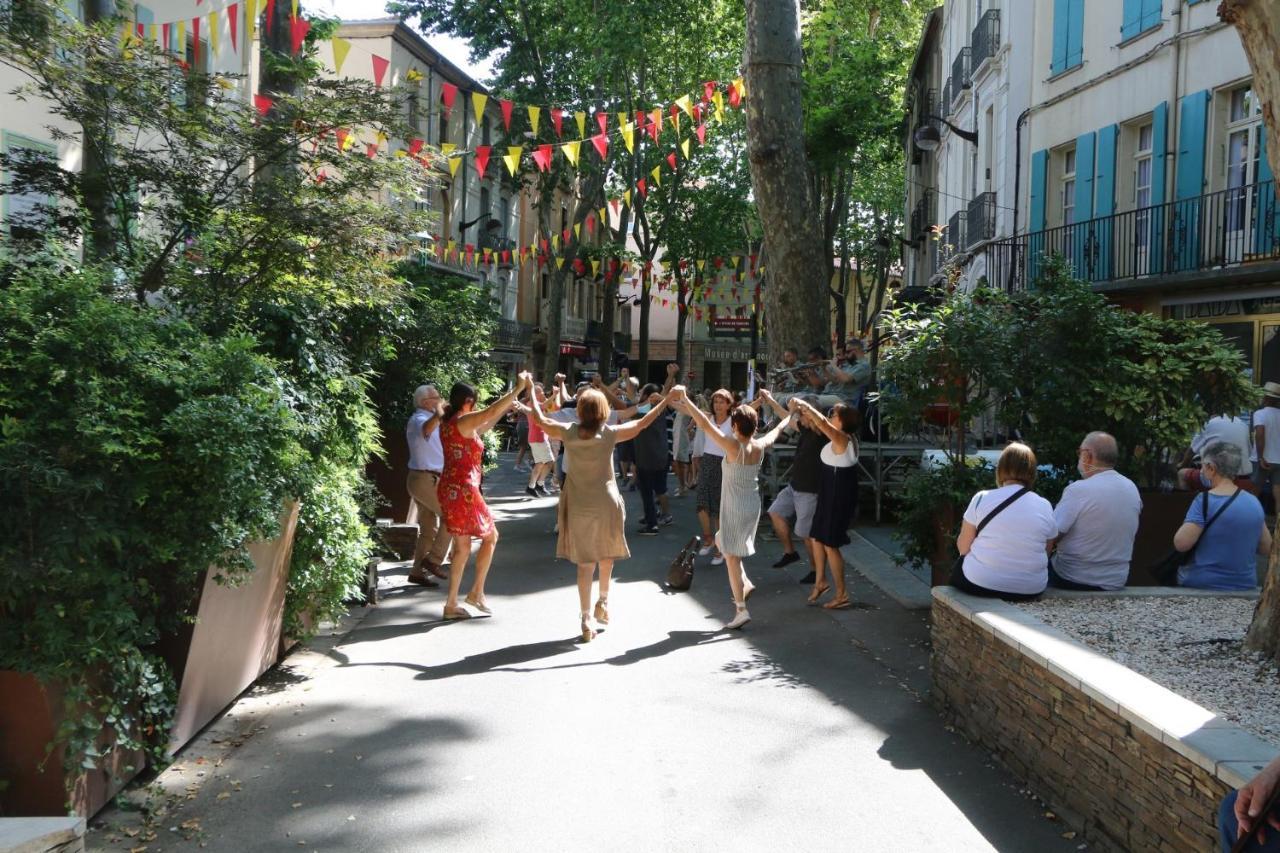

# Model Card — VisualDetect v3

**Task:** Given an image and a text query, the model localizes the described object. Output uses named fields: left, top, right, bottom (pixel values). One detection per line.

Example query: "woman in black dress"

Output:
left=788, top=398, right=860, bottom=609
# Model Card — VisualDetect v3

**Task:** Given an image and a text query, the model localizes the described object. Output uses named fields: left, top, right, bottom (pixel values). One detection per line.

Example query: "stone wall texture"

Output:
left=931, top=601, right=1231, bottom=853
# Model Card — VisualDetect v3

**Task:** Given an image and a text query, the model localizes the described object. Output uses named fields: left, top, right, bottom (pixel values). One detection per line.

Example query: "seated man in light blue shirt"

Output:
left=1050, top=432, right=1142, bottom=591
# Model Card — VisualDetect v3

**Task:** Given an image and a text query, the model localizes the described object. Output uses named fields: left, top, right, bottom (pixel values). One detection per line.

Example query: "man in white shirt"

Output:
left=405, top=384, right=450, bottom=586
left=1180, top=413, right=1253, bottom=490
left=1254, top=382, right=1280, bottom=513
left=1050, top=432, right=1142, bottom=591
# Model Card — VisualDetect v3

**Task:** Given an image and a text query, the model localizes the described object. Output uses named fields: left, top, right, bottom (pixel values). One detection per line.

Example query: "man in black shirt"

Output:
left=633, top=382, right=676, bottom=534
left=766, top=396, right=826, bottom=575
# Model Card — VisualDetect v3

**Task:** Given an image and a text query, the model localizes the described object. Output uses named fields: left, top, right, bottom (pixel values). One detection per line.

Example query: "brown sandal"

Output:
left=806, top=584, right=829, bottom=606
left=443, top=607, right=472, bottom=621
left=823, top=595, right=852, bottom=610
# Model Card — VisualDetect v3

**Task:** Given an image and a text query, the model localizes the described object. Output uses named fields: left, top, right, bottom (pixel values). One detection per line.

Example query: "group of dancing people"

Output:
left=405, top=368, right=862, bottom=641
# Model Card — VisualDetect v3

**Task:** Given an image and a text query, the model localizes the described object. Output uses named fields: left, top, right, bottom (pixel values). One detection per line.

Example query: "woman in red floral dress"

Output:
left=438, top=376, right=528, bottom=620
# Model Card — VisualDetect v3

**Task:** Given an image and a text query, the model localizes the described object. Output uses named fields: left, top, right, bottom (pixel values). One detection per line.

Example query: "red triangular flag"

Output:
left=637, top=178, right=647, bottom=197
left=192, top=16, right=201, bottom=66
left=253, top=94, right=273, bottom=116
left=540, top=237, right=549, bottom=254
left=366, top=143, right=378, bottom=159
left=474, top=145, right=490, bottom=179
left=693, top=104, right=702, bottom=123
left=703, top=80, right=716, bottom=103
left=596, top=112, right=608, bottom=134
left=562, top=228, right=571, bottom=243
left=551, top=108, right=564, bottom=138
left=162, top=22, right=170, bottom=49
left=289, top=15, right=309, bottom=55
left=407, top=138, right=424, bottom=157
left=667, top=152, right=677, bottom=170
left=532, top=144, right=553, bottom=172
left=228, top=3, right=238, bottom=51
left=586, top=213, right=595, bottom=233
left=695, top=123, right=706, bottom=144
left=441, top=82, right=458, bottom=118
left=500, top=99, right=513, bottom=131
left=591, top=133, right=608, bottom=160
left=265, top=0, right=275, bottom=33
left=729, top=82, right=742, bottom=108
left=371, top=55, right=389, bottom=87
left=315, top=169, right=327, bottom=184
left=335, top=128, right=349, bottom=151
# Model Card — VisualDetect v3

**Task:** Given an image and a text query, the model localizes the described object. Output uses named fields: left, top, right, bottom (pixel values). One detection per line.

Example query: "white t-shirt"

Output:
left=1251, top=408, right=1280, bottom=464
left=700, top=417, right=733, bottom=458
left=406, top=408, right=444, bottom=472
left=962, top=484, right=1057, bottom=595
left=1194, top=415, right=1252, bottom=475
left=820, top=439, right=858, bottom=468
left=1052, top=470, right=1142, bottom=590
left=548, top=409, right=578, bottom=472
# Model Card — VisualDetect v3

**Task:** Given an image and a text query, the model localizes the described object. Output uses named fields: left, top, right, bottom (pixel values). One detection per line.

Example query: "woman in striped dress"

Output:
left=695, top=389, right=735, bottom=564
left=676, top=387, right=792, bottom=629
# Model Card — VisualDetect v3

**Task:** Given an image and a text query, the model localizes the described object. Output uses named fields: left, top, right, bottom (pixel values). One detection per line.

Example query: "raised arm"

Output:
left=662, top=362, right=680, bottom=395
left=791, top=398, right=854, bottom=456
left=612, top=395, right=671, bottom=443
left=456, top=375, right=528, bottom=437
left=596, top=378, right=629, bottom=412
left=681, top=393, right=740, bottom=457
left=522, top=377, right=570, bottom=441
left=754, top=414, right=794, bottom=451
left=758, top=388, right=788, bottom=420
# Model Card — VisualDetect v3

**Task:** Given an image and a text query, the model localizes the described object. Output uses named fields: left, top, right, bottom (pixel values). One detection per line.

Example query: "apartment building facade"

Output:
left=905, top=1, right=1280, bottom=381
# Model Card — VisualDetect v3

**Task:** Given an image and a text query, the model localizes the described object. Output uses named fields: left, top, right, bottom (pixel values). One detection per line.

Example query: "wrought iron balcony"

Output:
left=966, top=191, right=997, bottom=246
left=983, top=180, right=1280, bottom=292
left=941, top=77, right=952, bottom=116
left=909, top=190, right=935, bottom=243
left=492, top=318, right=533, bottom=351
left=946, top=210, right=966, bottom=256
left=971, top=9, right=1000, bottom=70
left=951, top=47, right=971, bottom=96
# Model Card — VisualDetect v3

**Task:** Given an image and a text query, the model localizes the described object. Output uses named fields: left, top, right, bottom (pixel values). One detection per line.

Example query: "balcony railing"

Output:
left=951, top=47, right=971, bottom=96
left=909, top=190, right=934, bottom=243
left=946, top=210, right=966, bottom=256
left=562, top=316, right=588, bottom=341
left=971, top=9, right=1000, bottom=70
left=942, top=77, right=953, bottom=116
left=983, top=180, right=1280, bottom=292
left=966, top=192, right=997, bottom=246
left=492, top=318, right=533, bottom=351
left=613, top=331, right=632, bottom=354
left=586, top=319, right=603, bottom=343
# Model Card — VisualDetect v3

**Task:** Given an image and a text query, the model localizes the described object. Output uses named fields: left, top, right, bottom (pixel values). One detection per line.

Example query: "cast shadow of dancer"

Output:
left=490, top=630, right=728, bottom=674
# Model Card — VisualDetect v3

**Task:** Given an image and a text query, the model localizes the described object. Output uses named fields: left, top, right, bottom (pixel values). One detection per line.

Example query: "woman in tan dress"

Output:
left=523, top=373, right=672, bottom=641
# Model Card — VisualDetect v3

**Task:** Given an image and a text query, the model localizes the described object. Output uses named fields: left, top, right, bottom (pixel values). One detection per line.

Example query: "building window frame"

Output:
left=1, top=130, right=57, bottom=235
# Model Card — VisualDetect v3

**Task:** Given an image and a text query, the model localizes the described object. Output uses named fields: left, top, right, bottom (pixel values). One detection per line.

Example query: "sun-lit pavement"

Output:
left=89, top=456, right=1083, bottom=852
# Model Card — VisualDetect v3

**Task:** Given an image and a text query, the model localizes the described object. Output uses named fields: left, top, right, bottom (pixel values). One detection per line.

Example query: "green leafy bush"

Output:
left=0, top=255, right=303, bottom=768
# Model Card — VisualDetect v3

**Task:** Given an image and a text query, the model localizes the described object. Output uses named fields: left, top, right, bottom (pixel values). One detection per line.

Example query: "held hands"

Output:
left=517, top=371, right=534, bottom=392
left=554, top=372, right=566, bottom=385
left=666, top=362, right=680, bottom=378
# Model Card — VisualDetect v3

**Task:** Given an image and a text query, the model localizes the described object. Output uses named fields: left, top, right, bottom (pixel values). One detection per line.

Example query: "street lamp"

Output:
left=913, top=116, right=979, bottom=151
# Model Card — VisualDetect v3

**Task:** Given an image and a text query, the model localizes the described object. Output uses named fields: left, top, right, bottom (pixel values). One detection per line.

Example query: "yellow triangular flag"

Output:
left=623, top=189, right=632, bottom=207
left=176, top=20, right=185, bottom=53
left=503, top=145, right=522, bottom=176
left=574, top=223, right=581, bottom=240
left=697, top=259, right=706, bottom=270
left=712, top=90, right=725, bottom=122
left=731, top=255, right=740, bottom=268
left=291, top=0, right=298, bottom=16
left=591, top=259, right=600, bottom=277
left=448, top=157, right=462, bottom=177
left=472, top=92, right=488, bottom=123
left=149, top=23, right=158, bottom=46
left=446, top=239, right=456, bottom=256
left=650, top=108, right=662, bottom=132
left=558, top=256, right=567, bottom=269
left=561, top=140, right=580, bottom=166
left=208, top=11, right=219, bottom=55
left=406, top=68, right=423, bottom=83
left=598, top=207, right=607, bottom=225
left=332, top=36, right=351, bottom=75
left=675, top=94, right=693, bottom=117
left=552, top=234, right=560, bottom=252
left=651, top=166, right=661, bottom=186
left=376, top=131, right=389, bottom=145
left=527, top=105, right=540, bottom=136
left=617, top=112, right=628, bottom=133
left=681, top=138, right=690, bottom=159
left=575, top=111, right=586, bottom=138
left=441, top=142, right=456, bottom=156
left=246, top=0, right=257, bottom=41
left=343, top=132, right=356, bottom=151
left=622, top=122, right=635, bottom=154
left=670, top=110, right=680, bottom=132
left=733, top=76, right=746, bottom=98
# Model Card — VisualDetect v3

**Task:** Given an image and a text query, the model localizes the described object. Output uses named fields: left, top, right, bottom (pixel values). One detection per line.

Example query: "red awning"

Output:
left=560, top=343, right=588, bottom=356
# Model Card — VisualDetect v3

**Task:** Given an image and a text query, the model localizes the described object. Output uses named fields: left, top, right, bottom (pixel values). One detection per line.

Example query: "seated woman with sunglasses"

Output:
left=951, top=442, right=1058, bottom=602
left=1173, top=441, right=1270, bottom=591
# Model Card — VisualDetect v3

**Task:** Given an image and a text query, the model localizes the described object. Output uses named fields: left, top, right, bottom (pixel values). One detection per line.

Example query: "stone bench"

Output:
left=931, top=585, right=1273, bottom=853
left=0, top=818, right=85, bottom=853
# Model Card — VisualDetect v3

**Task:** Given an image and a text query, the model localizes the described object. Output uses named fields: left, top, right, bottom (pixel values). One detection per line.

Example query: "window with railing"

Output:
left=967, top=192, right=997, bottom=246
left=946, top=210, right=965, bottom=255
left=971, top=9, right=1000, bottom=68
left=951, top=46, right=971, bottom=94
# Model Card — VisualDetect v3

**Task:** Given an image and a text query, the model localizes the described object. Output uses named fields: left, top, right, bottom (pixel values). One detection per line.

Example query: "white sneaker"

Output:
left=725, top=607, right=751, bottom=630
left=697, top=544, right=712, bottom=556
left=711, top=554, right=725, bottom=565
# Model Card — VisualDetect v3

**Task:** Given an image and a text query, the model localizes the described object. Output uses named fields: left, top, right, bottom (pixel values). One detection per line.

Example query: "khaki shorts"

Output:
left=530, top=440, right=554, bottom=464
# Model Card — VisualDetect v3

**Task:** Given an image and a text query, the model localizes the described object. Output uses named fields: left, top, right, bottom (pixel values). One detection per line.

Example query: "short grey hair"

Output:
left=1202, top=441, right=1243, bottom=480
left=1083, top=431, right=1119, bottom=468
left=413, top=384, right=438, bottom=406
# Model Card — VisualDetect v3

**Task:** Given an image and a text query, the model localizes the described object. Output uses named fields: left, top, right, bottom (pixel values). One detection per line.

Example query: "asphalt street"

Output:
left=89, top=458, right=1083, bottom=852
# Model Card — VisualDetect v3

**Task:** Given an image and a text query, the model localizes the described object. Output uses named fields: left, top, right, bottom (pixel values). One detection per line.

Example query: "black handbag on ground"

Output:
left=950, top=486, right=1031, bottom=577
left=1149, top=488, right=1241, bottom=586
left=665, top=536, right=700, bottom=591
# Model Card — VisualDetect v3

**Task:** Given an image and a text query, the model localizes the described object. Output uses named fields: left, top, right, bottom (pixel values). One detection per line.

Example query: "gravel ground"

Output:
left=1020, top=596, right=1280, bottom=747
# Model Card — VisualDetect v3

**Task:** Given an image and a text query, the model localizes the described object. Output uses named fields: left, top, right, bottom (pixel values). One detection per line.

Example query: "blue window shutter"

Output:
left=1095, top=125, right=1118, bottom=281
left=1094, top=125, right=1119, bottom=216
left=1074, top=132, right=1097, bottom=221
left=1121, top=0, right=1142, bottom=40
left=1149, top=102, right=1169, bottom=273
left=1051, top=0, right=1070, bottom=75
left=1066, top=0, right=1085, bottom=70
left=1256, top=131, right=1278, bottom=254
left=1030, top=149, right=1048, bottom=231
left=1175, top=89, right=1210, bottom=200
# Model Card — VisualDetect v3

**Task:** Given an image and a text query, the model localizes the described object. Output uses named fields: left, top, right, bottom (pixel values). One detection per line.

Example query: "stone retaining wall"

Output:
left=931, top=587, right=1275, bottom=853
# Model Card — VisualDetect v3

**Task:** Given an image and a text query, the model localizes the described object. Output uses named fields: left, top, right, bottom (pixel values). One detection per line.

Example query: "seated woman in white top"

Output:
left=952, top=442, right=1058, bottom=601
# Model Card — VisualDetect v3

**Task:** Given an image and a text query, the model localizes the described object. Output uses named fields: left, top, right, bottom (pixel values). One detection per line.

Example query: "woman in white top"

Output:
left=695, top=389, right=735, bottom=564
left=676, top=387, right=792, bottom=629
left=789, top=398, right=860, bottom=609
left=952, top=442, right=1058, bottom=601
